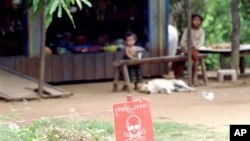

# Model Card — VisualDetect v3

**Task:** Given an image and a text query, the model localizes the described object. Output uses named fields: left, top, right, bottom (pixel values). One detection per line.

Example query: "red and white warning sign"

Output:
left=113, top=97, right=154, bottom=141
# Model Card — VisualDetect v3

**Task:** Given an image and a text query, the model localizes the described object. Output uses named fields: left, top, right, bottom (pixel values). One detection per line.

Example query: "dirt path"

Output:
left=1, top=72, right=250, bottom=132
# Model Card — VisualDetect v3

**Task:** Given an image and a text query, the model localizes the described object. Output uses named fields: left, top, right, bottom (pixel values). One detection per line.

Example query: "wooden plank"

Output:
left=0, top=57, right=3, bottom=66
left=62, top=54, right=74, bottom=81
left=51, top=55, right=63, bottom=82
left=1, top=57, right=7, bottom=68
left=105, top=52, right=115, bottom=79
left=0, top=57, right=7, bottom=67
left=28, top=57, right=39, bottom=79
left=122, top=65, right=131, bottom=92
left=124, top=54, right=207, bottom=66
left=201, top=58, right=208, bottom=84
left=95, top=53, right=105, bottom=79
left=45, top=55, right=53, bottom=82
left=0, top=67, right=39, bottom=100
left=0, top=66, right=72, bottom=101
left=114, top=51, right=124, bottom=60
left=0, top=57, right=10, bottom=73
left=115, top=54, right=207, bottom=66
left=73, top=54, right=84, bottom=81
left=3, top=57, right=16, bottom=71
left=114, top=54, right=208, bottom=81
left=83, top=54, right=95, bottom=80
left=25, top=86, right=73, bottom=98
left=113, top=68, right=120, bottom=92
left=15, top=56, right=28, bottom=75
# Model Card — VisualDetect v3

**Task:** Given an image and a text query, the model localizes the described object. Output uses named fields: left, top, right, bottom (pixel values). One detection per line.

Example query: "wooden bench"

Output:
left=113, top=54, right=208, bottom=92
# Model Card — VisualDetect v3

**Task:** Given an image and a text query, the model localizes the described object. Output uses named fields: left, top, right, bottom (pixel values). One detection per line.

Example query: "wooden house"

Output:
left=0, top=0, right=171, bottom=83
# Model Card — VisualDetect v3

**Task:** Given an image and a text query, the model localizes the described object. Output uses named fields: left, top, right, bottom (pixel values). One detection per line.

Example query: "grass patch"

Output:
left=154, top=121, right=228, bottom=141
left=0, top=119, right=228, bottom=141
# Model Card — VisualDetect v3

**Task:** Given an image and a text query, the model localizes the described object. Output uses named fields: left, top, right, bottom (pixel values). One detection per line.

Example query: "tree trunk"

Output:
left=231, top=0, right=240, bottom=74
left=38, top=7, right=46, bottom=96
left=187, top=0, right=192, bottom=85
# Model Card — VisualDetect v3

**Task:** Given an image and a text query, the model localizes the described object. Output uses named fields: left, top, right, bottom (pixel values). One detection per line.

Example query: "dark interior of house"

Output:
left=0, top=0, right=148, bottom=56
left=46, top=0, right=149, bottom=54
left=0, top=0, right=27, bottom=56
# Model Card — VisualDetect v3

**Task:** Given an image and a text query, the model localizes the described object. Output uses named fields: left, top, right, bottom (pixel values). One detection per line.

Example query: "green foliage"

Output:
left=154, top=121, right=228, bottom=141
left=51, top=119, right=114, bottom=140
left=239, top=0, right=250, bottom=44
left=202, top=0, right=250, bottom=68
left=170, top=0, right=250, bottom=45
left=202, top=0, right=232, bottom=45
left=198, top=0, right=250, bottom=45
left=27, top=0, right=92, bottom=28
left=0, top=119, right=228, bottom=141
left=204, top=54, right=220, bottom=70
left=0, top=120, right=51, bottom=141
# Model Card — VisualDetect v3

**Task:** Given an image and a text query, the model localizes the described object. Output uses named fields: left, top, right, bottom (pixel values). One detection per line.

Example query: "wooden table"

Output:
left=199, top=44, right=250, bottom=74
left=113, top=54, right=208, bottom=92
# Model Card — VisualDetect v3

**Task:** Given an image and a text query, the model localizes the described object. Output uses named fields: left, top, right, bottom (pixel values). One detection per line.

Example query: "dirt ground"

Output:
left=1, top=71, right=250, bottom=131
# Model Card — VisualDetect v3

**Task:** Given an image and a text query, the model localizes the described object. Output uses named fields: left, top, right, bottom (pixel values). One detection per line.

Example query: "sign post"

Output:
left=113, top=96, right=154, bottom=141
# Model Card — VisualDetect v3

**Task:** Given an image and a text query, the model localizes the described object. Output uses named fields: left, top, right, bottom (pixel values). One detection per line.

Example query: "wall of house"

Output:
left=0, top=52, right=154, bottom=82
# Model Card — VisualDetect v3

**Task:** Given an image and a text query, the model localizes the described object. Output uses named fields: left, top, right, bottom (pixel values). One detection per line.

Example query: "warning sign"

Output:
left=113, top=98, right=154, bottom=141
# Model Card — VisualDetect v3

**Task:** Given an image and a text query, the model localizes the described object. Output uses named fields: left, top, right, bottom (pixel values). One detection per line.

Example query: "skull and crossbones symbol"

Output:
left=124, top=115, right=145, bottom=141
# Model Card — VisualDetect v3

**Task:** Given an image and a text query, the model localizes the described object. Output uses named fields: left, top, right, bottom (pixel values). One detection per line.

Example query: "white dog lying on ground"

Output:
left=139, top=79, right=196, bottom=94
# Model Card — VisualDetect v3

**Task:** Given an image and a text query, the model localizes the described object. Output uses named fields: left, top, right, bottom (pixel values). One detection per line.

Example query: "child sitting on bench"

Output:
left=174, top=13, right=205, bottom=85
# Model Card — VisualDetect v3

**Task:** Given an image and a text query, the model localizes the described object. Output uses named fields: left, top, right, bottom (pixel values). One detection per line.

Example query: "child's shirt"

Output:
left=180, top=28, right=205, bottom=50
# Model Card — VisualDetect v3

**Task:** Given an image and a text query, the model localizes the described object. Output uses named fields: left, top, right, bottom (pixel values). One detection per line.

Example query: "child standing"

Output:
left=123, top=32, right=143, bottom=90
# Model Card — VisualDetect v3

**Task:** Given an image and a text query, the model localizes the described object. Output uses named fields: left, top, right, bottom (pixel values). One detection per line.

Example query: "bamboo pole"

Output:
left=38, top=7, right=46, bottom=96
left=187, top=0, right=192, bottom=85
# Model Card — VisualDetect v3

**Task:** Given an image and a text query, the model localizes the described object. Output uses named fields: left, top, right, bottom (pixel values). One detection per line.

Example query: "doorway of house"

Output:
left=0, top=0, right=27, bottom=56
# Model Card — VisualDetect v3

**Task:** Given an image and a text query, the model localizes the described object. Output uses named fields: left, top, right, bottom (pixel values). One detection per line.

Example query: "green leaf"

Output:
left=64, top=0, right=71, bottom=5
left=71, top=0, right=76, bottom=5
left=49, top=0, right=60, bottom=15
left=32, top=0, right=40, bottom=13
left=57, top=3, right=62, bottom=18
left=30, top=0, right=92, bottom=29
left=46, top=14, right=53, bottom=29
left=76, top=0, right=83, bottom=10
left=61, top=0, right=76, bottom=28
left=81, top=0, right=92, bottom=7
